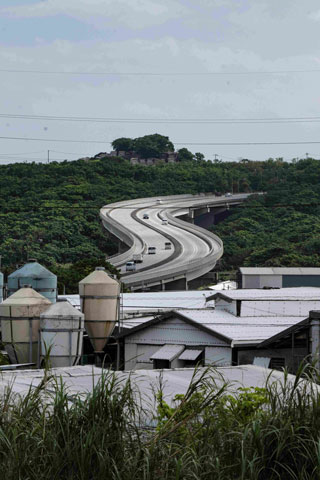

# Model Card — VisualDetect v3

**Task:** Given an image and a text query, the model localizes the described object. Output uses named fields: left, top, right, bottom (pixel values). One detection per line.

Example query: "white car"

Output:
left=125, top=261, right=136, bottom=272
left=225, top=192, right=232, bottom=197
left=162, top=219, right=168, bottom=225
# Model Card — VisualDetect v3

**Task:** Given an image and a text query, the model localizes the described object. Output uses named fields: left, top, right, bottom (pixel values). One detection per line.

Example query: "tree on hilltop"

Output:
left=134, top=134, right=174, bottom=158
left=112, top=137, right=134, bottom=154
left=177, top=147, right=194, bottom=162
left=112, top=134, right=174, bottom=159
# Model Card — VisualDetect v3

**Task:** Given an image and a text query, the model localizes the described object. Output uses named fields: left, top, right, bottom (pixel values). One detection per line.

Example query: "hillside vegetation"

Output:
left=1, top=155, right=320, bottom=286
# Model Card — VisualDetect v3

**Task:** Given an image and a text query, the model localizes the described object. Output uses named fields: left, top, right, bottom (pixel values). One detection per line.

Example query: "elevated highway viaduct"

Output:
left=100, top=193, right=251, bottom=291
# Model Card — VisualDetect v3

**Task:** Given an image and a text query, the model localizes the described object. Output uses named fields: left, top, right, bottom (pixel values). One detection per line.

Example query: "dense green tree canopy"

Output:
left=133, top=134, right=174, bottom=158
left=177, top=148, right=194, bottom=162
left=111, top=137, right=134, bottom=153
left=112, top=134, right=174, bottom=159
left=1, top=154, right=320, bottom=290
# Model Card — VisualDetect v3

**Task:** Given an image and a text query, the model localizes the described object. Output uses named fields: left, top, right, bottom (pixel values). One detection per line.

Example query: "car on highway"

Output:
left=162, top=219, right=168, bottom=225
left=125, top=261, right=136, bottom=272
left=133, top=253, right=143, bottom=263
left=156, top=199, right=162, bottom=204
left=148, top=246, right=156, bottom=254
left=225, top=192, right=232, bottom=197
left=143, top=214, right=149, bottom=219
left=165, top=242, right=172, bottom=250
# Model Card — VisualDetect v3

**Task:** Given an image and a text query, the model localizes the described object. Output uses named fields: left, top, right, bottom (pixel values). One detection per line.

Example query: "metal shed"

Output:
left=239, top=267, right=320, bottom=289
left=117, top=307, right=305, bottom=371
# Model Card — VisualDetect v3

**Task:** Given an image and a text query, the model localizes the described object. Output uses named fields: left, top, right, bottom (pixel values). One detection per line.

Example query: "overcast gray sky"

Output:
left=1, top=0, right=320, bottom=164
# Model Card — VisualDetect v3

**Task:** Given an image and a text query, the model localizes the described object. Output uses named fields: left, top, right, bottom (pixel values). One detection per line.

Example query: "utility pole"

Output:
left=214, top=154, right=219, bottom=161
left=47, top=150, right=50, bottom=163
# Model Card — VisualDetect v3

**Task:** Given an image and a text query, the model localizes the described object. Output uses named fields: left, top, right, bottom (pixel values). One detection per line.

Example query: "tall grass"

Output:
left=1, top=364, right=320, bottom=479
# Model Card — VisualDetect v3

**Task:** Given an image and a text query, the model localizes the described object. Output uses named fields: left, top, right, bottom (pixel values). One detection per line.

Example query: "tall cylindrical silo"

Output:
left=8, top=259, right=57, bottom=303
left=40, top=299, right=84, bottom=368
left=0, top=271, right=3, bottom=303
left=0, top=286, right=51, bottom=364
left=79, top=267, right=120, bottom=354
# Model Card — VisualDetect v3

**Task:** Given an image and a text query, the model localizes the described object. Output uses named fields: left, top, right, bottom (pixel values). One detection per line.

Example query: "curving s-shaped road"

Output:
left=100, top=194, right=250, bottom=291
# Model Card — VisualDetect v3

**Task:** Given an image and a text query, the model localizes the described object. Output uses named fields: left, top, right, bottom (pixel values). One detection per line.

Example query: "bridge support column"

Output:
left=163, top=277, right=188, bottom=291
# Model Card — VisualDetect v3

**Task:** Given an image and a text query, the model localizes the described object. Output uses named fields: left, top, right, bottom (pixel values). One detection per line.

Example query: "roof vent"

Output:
left=27, top=258, right=37, bottom=263
left=22, top=284, right=32, bottom=288
left=95, top=267, right=106, bottom=271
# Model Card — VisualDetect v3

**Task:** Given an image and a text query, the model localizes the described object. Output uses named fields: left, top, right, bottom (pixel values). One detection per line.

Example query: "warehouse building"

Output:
left=239, top=267, right=320, bottom=289
left=119, top=288, right=320, bottom=371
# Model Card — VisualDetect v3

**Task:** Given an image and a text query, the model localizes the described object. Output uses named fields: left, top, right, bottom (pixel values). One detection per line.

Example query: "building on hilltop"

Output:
left=88, top=150, right=179, bottom=165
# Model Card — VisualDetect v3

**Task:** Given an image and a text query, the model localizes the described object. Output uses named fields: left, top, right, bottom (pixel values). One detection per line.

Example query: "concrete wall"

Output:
left=242, top=273, right=320, bottom=289
left=242, top=275, right=261, bottom=289
left=242, top=274, right=282, bottom=288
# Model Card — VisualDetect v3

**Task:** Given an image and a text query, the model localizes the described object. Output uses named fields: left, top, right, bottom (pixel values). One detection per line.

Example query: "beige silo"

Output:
left=79, top=267, right=120, bottom=353
left=0, top=286, right=51, bottom=364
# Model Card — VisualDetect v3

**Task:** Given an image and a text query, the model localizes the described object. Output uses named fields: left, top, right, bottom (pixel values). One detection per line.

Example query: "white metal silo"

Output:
left=0, top=286, right=51, bottom=364
left=40, top=299, right=84, bottom=368
left=79, top=267, right=120, bottom=355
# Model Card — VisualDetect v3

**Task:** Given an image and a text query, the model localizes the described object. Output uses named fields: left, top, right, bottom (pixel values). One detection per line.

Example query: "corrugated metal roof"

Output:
left=240, top=267, right=320, bottom=275
left=122, top=315, right=155, bottom=330
left=150, top=344, right=185, bottom=361
left=59, top=291, right=215, bottom=314
left=179, top=349, right=203, bottom=361
left=209, top=287, right=320, bottom=301
left=0, top=366, right=309, bottom=410
left=175, top=309, right=306, bottom=345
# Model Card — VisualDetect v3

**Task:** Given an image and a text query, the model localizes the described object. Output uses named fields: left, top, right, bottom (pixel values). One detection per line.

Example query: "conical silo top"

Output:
left=9, top=261, right=57, bottom=280
left=41, top=300, right=84, bottom=319
left=1, top=286, right=51, bottom=306
left=79, top=267, right=119, bottom=286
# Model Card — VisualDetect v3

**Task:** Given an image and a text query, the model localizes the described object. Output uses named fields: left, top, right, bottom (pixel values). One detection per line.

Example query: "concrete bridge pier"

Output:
left=164, top=277, right=188, bottom=291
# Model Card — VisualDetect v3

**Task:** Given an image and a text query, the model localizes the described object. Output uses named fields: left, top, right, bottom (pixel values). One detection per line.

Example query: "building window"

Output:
left=270, top=357, right=285, bottom=370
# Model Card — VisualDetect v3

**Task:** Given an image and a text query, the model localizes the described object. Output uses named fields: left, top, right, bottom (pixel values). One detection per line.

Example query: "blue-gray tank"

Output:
left=0, top=271, right=3, bottom=303
left=8, top=259, right=57, bottom=303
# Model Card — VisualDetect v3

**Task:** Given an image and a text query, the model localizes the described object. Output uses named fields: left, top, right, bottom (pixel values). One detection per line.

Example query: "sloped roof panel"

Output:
left=150, top=344, right=185, bottom=361
left=209, top=287, right=320, bottom=301
left=178, top=349, right=203, bottom=361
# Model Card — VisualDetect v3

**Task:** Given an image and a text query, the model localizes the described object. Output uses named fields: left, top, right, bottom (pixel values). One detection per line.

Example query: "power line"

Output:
left=50, top=149, right=92, bottom=156
left=2, top=135, right=320, bottom=146
left=0, top=135, right=107, bottom=144
left=2, top=112, right=320, bottom=124
left=0, top=150, right=44, bottom=156
left=1, top=67, right=320, bottom=76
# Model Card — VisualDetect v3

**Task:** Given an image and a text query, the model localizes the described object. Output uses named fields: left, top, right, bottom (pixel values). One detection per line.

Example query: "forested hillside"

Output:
left=1, top=155, right=320, bottom=283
